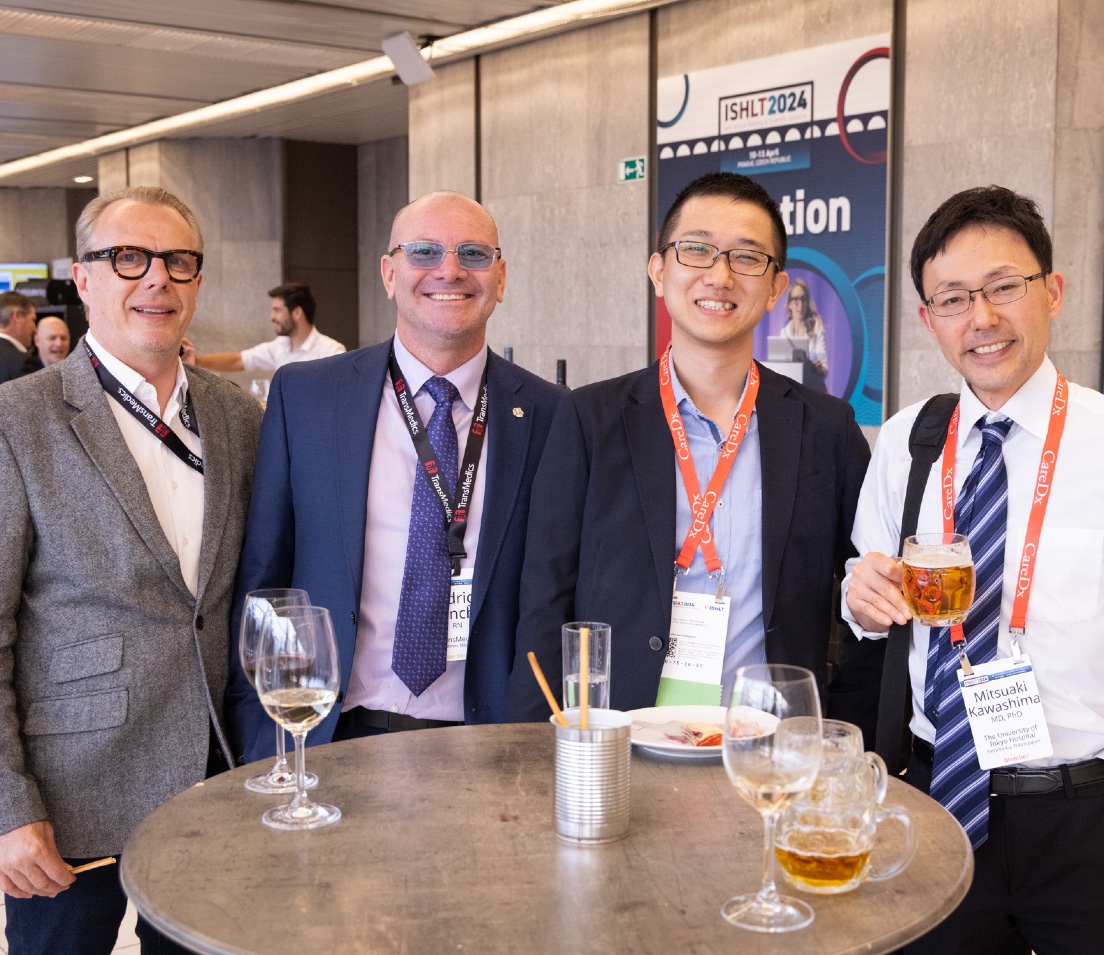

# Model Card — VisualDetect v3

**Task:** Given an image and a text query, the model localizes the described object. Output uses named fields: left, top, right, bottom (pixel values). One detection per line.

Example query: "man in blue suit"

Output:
left=227, top=191, right=563, bottom=759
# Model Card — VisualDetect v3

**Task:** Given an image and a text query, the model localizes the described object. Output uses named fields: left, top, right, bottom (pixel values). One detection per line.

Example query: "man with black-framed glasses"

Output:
left=845, top=185, right=1104, bottom=953
left=226, top=191, right=563, bottom=760
left=0, top=186, right=262, bottom=954
left=506, top=172, right=871, bottom=730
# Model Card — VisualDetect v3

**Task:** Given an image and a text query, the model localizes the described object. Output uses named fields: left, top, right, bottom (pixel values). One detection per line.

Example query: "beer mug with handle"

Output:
left=901, top=532, right=975, bottom=626
left=775, top=750, right=916, bottom=894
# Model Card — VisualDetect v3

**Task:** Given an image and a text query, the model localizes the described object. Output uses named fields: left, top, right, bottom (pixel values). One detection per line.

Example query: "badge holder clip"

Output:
left=710, top=568, right=726, bottom=601
left=1009, top=626, right=1026, bottom=665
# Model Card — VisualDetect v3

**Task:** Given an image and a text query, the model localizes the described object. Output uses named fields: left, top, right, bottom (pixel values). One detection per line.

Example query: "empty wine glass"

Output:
left=721, top=664, right=823, bottom=933
left=239, top=589, right=316, bottom=794
left=255, top=605, right=341, bottom=830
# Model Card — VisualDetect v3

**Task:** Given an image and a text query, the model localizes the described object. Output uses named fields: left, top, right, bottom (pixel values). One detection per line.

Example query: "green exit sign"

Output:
left=618, top=157, right=646, bottom=182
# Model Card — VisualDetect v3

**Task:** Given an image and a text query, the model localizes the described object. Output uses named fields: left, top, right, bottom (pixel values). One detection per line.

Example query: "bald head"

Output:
left=34, top=316, right=70, bottom=366
left=389, top=191, right=499, bottom=248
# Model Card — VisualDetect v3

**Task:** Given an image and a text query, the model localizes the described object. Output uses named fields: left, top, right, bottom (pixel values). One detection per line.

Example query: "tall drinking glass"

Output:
left=239, top=589, right=317, bottom=794
left=721, top=664, right=823, bottom=933
left=901, top=533, right=975, bottom=626
left=256, top=605, right=342, bottom=830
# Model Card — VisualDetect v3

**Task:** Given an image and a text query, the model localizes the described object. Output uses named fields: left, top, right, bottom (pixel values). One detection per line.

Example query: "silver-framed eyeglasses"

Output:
left=660, top=241, right=777, bottom=276
left=389, top=241, right=501, bottom=271
left=81, top=246, right=203, bottom=283
left=924, top=271, right=1046, bottom=317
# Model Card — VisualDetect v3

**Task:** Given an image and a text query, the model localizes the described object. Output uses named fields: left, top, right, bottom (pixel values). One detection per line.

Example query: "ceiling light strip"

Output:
left=0, top=0, right=680, bottom=182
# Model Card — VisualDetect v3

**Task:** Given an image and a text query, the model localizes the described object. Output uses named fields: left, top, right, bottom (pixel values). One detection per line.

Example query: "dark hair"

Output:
left=268, top=282, right=315, bottom=323
left=0, top=290, right=34, bottom=329
left=657, top=172, right=787, bottom=270
left=909, top=185, right=1053, bottom=299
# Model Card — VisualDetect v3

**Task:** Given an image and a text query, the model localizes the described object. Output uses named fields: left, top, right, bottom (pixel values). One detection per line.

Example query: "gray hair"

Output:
left=0, top=290, right=34, bottom=329
left=75, top=186, right=203, bottom=260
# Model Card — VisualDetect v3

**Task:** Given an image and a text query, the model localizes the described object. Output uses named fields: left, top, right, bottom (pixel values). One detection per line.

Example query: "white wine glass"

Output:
left=722, top=664, right=823, bottom=933
left=239, top=589, right=317, bottom=794
left=256, top=605, right=341, bottom=830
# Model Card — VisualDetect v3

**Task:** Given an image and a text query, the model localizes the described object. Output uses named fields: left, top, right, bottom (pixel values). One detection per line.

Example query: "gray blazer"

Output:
left=0, top=342, right=262, bottom=857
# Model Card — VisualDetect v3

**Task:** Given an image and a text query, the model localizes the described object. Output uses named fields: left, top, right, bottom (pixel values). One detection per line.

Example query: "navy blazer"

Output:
left=504, top=360, right=871, bottom=720
left=226, top=339, right=564, bottom=762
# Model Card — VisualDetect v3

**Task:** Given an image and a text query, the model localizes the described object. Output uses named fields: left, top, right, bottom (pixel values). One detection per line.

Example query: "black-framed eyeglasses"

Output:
left=925, top=272, right=1047, bottom=317
left=81, top=246, right=203, bottom=283
left=660, top=241, right=777, bottom=277
left=389, top=241, right=501, bottom=271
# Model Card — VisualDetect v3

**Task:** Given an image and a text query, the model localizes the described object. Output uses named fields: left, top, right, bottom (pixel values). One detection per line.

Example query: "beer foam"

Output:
left=904, top=553, right=972, bottom=569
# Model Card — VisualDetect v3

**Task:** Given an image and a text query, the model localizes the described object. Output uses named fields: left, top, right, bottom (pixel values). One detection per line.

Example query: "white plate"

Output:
left=627, top=705, right=727, bottom=759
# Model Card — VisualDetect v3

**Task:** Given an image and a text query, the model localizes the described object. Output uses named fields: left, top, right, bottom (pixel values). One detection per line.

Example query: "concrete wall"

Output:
left=404, top=0, right=1104, bottom=405
left=98, top=139, right=284, bottom=389
left=0, top=188, right=70, bottom=263
left=358, top=136, right=409, bottom=348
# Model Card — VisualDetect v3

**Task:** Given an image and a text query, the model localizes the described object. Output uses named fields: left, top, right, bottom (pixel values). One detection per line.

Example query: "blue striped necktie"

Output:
left=925, top=414, right=1013, bottom=849
left=392, top=376, right=459, bottom=696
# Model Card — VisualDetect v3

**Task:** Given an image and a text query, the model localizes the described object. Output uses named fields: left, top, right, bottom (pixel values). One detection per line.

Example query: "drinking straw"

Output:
left=68, top=857, right=116, bottom=875
left=579, top=626, right=590, bottom=730
left=527, top=652, right=569, bottom=727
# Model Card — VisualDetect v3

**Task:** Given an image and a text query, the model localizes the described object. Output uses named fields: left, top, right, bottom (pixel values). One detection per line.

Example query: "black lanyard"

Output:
left=85, top=340, right=203, bottom=475
left=388, top=348, right=488, bottom=577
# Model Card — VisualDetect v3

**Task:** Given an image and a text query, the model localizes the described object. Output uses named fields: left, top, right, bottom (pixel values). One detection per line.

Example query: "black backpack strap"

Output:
left=874, top=393, right=959, bottom=773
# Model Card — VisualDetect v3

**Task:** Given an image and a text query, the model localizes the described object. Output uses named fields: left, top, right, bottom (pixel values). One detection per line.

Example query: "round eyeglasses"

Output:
left=925, top=272, right=1046, bottom=317
left=81, top=246, right=203, bottom=283
left=389, top=241, right=501, bottom=271
left=660, top=241, right=777, bottom=277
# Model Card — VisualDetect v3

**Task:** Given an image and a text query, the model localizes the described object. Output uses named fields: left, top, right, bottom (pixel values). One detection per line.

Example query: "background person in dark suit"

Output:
left=0, top=187, right=262, bottom=954
left=505, top=173, right=870, bottom=720
left=0, top=291, right=42, bottom=384
left=226, top=191, right=563, bottom=760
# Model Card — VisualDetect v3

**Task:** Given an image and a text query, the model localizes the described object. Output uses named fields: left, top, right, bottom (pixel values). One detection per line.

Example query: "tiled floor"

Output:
left=0, top=895, right=141, bottom=953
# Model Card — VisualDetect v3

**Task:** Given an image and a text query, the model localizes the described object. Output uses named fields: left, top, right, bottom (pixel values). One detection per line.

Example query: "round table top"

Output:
left=122, top=724, right=972, bottom=955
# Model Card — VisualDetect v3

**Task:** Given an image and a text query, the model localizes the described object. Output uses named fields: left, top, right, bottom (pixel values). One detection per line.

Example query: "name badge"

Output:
left=447, top=576, right=473, bottom=662
left=655, top=589, right=730, bottom=706
left=958, top=654, right=1054, bottom=770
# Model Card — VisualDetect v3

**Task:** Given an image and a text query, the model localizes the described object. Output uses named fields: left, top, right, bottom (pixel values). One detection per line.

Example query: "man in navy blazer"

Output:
left=506, top=173, right=871, bottom=726
left=227, top=192, right=563, bottom=761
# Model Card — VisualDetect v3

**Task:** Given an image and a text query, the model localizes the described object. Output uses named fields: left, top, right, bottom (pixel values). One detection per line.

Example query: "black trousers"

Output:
left=902, top=752, right=1104, bottom=955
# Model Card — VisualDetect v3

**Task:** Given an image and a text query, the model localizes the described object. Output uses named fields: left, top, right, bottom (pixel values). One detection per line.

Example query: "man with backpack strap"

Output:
left=843, top=185, right=1104, bottom=953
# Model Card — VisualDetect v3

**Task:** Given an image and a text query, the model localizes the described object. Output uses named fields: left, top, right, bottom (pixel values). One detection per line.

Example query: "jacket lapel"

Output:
left=755, top=366, right=802, bottom=630
left=624, top=364, right=677, bottom=621
left=188, top=370, right=230, bottom=605
left=62, top=346, right=191, bottom=598
left=469, top=351, right=529, bottom=625
left=334, top=341, right=388, bottom=605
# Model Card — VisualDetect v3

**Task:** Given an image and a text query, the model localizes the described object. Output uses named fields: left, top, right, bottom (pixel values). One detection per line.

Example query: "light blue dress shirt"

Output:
left=668, top=358, right=767, bottom=702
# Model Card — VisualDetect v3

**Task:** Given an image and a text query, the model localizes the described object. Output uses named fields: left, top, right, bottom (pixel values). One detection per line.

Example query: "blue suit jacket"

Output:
left=504, top=360, right=872, bottom=723
left=226, top=339, right=564, bottom=762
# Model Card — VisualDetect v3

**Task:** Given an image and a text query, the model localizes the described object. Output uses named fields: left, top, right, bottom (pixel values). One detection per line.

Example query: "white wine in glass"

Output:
left=721, top=664, right=822, bottom=933
left=256, top=605, right=341, bottom=831
left=239, top=589, right=317, bottom=794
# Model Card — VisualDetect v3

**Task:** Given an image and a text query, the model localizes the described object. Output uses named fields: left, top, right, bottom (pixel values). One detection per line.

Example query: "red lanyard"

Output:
left=658, top=348, right=760, bottom=575
left=939, top=373, right=1069, bottom=645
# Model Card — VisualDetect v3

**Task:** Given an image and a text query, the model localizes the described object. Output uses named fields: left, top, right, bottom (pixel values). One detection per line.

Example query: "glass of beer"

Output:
left=901, top=533, right=975, bottom=626
left=775, top=751, right=916, bottom=894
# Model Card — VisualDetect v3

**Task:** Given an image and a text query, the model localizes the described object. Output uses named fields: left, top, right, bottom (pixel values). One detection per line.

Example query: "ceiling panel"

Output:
left=0, top=0, right=577, bottom=186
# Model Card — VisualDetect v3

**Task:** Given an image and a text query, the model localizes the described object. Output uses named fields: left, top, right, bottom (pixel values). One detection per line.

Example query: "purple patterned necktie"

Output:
left=392, top=376, right=459, bottom=696
left=925, top=414, right=1013, bottom=849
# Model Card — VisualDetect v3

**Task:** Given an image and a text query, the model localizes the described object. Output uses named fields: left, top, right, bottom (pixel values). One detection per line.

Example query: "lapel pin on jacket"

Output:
left=513, top=407, right=524, bottom=418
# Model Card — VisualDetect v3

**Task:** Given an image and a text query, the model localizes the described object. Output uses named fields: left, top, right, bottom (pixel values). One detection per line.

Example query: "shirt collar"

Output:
left=0, top=332, right=27, bottom=353
left=393, top=333, right=487, bottom=411
left=291, top=326, right=320, bottom=355
left=957, top=355, right=1056, bottom=444
left=666, top=347, right=754, bottom=427
left=86, top=330, right=189, bottom=413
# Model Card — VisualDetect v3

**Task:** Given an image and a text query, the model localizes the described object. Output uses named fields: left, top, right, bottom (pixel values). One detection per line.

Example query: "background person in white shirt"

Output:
left=843, top=185, right=1104, bottom=954
left=189, top=281, right=345, bottom=373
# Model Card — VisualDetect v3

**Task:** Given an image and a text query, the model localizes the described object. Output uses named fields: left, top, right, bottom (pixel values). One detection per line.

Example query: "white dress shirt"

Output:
left=239, top=326, right=345, bottom=373
left=86, top=331, right=205, bottom=595
left=0, top=332, right=27, bottom=353
left=344, top=334, right=489, bottom=721
left=842, top=357, right=1104, bottom=765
